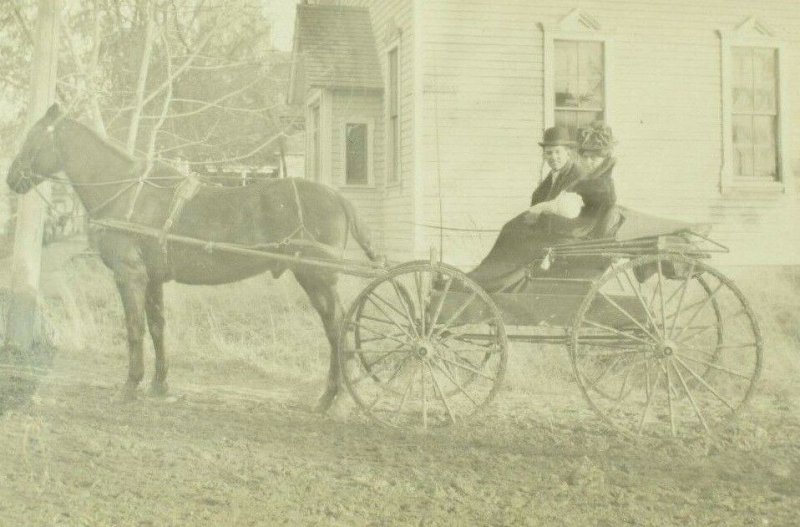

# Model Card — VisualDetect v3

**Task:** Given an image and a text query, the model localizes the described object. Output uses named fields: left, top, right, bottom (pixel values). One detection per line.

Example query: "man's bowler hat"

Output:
left=538, top=126, right=576, bottom=147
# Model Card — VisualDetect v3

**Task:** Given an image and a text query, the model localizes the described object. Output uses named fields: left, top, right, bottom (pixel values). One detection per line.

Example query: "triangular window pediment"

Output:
left=733, top=16, right=775, bottom=38
left=556, top=8, right=601, bottom=32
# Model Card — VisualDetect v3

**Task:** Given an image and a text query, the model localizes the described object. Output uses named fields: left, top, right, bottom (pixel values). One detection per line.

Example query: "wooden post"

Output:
left=5, top=0, right=60, bottom=351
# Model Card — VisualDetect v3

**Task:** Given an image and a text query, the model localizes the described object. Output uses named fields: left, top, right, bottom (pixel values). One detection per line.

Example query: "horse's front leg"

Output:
left=145, top=279, right=168, bottom=396
left=114, top=271, right=148, bottom=401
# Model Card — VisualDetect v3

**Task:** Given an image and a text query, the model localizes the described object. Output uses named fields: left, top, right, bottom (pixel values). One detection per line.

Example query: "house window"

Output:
left=310, top=103, right=321, bottom=181
left=345, top=122, right=370, bottom=185
left=387, top=46, right=400, bottom=184
left=554, top=39, right=605, bottom=136
left=731, top=47, right=778, bottom=180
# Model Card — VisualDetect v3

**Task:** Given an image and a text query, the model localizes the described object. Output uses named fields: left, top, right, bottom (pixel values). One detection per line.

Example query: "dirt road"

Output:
left=1, top=242, right=799, bottom=526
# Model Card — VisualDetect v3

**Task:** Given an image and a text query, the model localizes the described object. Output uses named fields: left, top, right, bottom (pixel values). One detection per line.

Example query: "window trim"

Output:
left=541, top=11, right=613, bottom=131
left=340, top=118, right=375, bottom=188
left=304, top=89, right=331, bottom=185
left=719, top=22, right=791, bottom=194
left=385, top=37, right=402, bottom=188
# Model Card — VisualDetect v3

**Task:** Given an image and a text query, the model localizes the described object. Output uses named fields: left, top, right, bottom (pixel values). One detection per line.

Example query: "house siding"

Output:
left=416, top=0, right=800, bottom=266
left=368, top=0, right=417, bottom=261
left=330, top=89, right=385, bottom=253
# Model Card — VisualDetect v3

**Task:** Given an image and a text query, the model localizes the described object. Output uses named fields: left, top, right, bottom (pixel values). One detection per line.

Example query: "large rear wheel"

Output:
left=570, top=254, right=762, bottom=438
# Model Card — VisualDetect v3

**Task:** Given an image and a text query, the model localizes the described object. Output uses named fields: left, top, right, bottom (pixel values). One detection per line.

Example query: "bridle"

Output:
left=13, top=118, right=186, bottom=220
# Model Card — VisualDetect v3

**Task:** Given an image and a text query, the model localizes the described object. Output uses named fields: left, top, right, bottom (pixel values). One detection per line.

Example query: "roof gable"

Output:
left=289, top=5, right=382, bottom=104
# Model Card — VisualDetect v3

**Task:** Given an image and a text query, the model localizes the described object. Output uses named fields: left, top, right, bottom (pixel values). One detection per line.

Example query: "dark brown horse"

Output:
left=7, top=103, right=378, bottom=410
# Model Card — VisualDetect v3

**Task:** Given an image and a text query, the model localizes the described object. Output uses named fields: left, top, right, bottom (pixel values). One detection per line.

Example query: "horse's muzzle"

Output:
left=7, top=160, right=34, bottom=194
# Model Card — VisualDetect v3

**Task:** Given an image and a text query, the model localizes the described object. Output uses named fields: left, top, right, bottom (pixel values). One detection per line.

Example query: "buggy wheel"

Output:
left=570, top=254, right=762, bottom=438
left=338, top=262, right=508, bottom=429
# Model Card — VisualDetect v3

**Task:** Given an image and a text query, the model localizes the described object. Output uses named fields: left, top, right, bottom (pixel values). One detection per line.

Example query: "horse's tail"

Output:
left=339, top=195, right=380, bottom=262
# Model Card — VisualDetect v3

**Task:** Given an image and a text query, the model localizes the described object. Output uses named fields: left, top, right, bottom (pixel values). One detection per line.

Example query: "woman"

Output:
left=467, top=121, right=619, bottom=291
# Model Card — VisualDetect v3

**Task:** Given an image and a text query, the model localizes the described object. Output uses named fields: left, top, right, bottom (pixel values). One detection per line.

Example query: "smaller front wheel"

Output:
left=338, top=262, right=508, bottom=429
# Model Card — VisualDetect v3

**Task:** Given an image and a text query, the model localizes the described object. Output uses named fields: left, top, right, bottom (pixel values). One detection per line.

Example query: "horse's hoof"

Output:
left=149, top=381, right=169, bottom=398
left=314, top=390, right=337, bottom=414
left=115, top=385, right=139, bottom=403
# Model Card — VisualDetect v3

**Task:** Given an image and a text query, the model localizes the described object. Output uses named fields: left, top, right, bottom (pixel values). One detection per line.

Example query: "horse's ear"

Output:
left=45, top=103, right=61, bottom=120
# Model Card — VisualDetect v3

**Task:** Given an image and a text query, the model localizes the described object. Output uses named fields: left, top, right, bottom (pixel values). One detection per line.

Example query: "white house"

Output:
left=288, top=0, right=800, bottom=266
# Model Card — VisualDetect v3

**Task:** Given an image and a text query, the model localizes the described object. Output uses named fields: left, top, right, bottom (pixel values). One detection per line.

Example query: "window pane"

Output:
left=732, top=115, right=753, bottom=146
left=754, top=146, right=777, bottom=180
left=346, top=123, right=368, bottom=185
left=555, top=40, right=604, bottom=111
left=732, top=47, right=754, bottom=112
left=555, top=41, right=579, bottom=108
left=753, top=115, right=776, bottom=146
left=733, top=115, right=754, bottom=178
left=753, top=49, right=777, bottom=113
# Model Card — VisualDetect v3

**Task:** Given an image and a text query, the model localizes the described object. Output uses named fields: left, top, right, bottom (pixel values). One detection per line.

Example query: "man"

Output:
left=467, top=124, right=617, bottom=291
left=525, top=126, right=586, bottom=225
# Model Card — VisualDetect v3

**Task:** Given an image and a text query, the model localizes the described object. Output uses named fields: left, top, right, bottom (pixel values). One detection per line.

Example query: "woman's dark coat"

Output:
left=467, top=158, right=618, bottom=291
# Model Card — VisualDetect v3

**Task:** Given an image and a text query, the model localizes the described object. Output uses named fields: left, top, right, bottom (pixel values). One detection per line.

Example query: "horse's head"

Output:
left=7, top=103, right=65, bottom=194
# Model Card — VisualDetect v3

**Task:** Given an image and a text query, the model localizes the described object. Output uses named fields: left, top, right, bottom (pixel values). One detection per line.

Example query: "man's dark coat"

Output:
left=467, top=158, right=618, bottom=291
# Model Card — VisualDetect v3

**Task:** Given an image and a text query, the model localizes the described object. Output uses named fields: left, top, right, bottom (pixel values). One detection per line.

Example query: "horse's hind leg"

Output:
left=294, top=272, right=342, bottom=413
left=114, top=273, right=148, bottom=401
left=145, top=279, right=168, bottom=396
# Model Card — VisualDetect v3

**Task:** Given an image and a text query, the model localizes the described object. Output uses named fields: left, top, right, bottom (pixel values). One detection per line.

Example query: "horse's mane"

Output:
left=62, top=118, right=139, bottom=166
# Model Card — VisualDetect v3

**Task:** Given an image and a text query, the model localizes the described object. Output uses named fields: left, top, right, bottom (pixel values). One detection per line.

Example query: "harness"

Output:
left=19, top=120, right=339, bottom=277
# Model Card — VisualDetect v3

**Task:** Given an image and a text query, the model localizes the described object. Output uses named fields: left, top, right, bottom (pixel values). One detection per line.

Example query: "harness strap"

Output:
left=159, top=174, right=202, bottom=250
left=125, top=160, right=153, bottom=221
left=88, top=181, right=139, bottom=217
left=289, top=178, right=306, bottom=237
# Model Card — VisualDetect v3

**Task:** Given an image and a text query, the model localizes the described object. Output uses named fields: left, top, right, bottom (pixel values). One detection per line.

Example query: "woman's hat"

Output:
left=538, top=126, right=576, bottom=147
left=578, top=121, right=616, bottom=153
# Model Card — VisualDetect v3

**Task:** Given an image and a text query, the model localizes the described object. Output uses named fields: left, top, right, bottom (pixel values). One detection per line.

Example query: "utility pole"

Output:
left=4, top=0, right=59, bottom=352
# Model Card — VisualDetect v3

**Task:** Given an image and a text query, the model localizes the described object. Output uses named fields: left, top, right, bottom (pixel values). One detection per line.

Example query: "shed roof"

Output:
left=289, top=5, right=382, bottom=103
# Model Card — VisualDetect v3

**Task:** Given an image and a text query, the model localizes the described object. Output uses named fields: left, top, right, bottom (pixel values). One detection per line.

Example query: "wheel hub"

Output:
left=654, top=340, right=678, bottom=359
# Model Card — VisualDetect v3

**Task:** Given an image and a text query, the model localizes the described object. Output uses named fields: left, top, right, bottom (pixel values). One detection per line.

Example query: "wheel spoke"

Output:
left=430, top=358, right=480, bottom=407
left=675, top=352, right=752, bottom=380
left=598, top=292, right=661, bottom=343
left=396, top=363, right=419, bottom=414
left=341, top=347, right=412, bottom=358
left=670, top=359, right=712, bottom=435
left=668, top=262, right=696, bottom=339
left=413, top=271, right=427, bottom=337
left=389, top=277, right=420, bottom=337
left=367, top=294, right=416, bottom=341
left=437, top=355, right=496, bottom=381
left=359, top=313, right=403, bottom=327
left=583, top=355, right=623, bottom=391
left=581, top=319, right=655, bottom=346
left=426, top=362, right=457, bottom=424
left=663, top=361, right=676, bottom=436
left=421, top=361, right=428, bottom=428
left=657, top=259, right=668, bottom=337
left=672, top=356, right=736, bottom=411
left=350, top=352, right=407, bottom=386
left=637, top=365, right=663, bottom=435
left=355, top=324, right=410, bottom=347
left=675, top=324, right=719, bottom=344
left=624, top=269, right=662, bottom=337
left=436, top=316, right=496, bottom=342
left=426, top=275, right=453, bottom=338
left=579, top=348, right=652, bottom=360
left=433, top=292, right=478, bottom=339
left=672, top=281, right=724, bottom=342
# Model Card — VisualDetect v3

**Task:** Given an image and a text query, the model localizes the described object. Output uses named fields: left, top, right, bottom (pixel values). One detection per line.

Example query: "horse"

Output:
left=7, top=103, right=378, bottom=410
